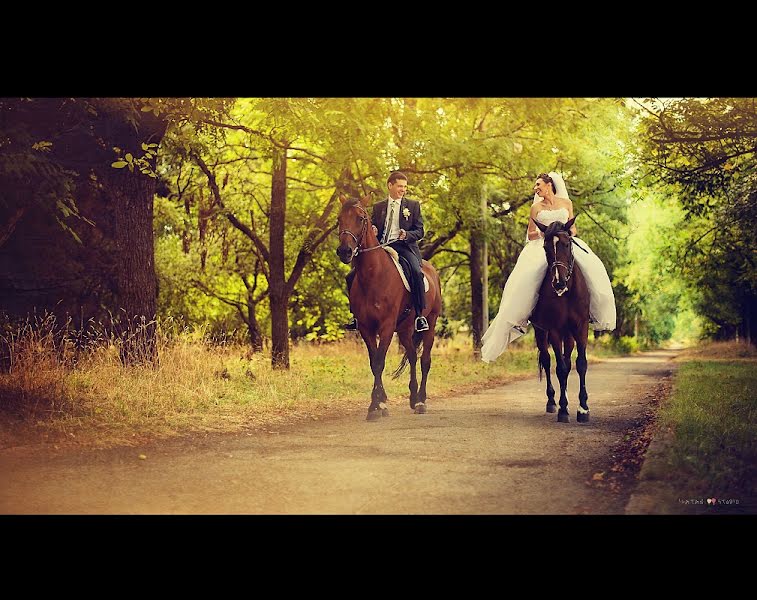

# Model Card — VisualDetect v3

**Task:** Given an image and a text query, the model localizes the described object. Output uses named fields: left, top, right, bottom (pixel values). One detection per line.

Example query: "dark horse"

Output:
left=336, top=194, right=443, bottom=421
left=530, top=216, right=591, bottom=423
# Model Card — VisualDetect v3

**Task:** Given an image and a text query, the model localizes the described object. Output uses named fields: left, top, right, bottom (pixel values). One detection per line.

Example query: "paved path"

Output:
left=0, top=351, right=677, bottom=514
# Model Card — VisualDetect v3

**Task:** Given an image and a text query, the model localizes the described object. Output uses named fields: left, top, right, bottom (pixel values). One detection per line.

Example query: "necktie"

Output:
left=382, top=201, right=396, bottom=244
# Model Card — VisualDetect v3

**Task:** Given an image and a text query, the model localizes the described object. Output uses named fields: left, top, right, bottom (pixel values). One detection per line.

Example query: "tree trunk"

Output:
left=97, top=105, right=167, bottom=366
left=743, top=295, right=755, bottom=347
left=248, top=291, right=264, bottom=353
left=269, top=145, right=289, bottom=369
left=470, top=230, right=484, bottom=352
left=182, top=195, right=191, bottom=254
left=111, top=168, right=159, bottom=366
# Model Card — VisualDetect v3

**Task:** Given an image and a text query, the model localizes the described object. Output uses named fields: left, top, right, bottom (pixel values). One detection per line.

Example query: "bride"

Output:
left=481, top=172, right=616, bottom=363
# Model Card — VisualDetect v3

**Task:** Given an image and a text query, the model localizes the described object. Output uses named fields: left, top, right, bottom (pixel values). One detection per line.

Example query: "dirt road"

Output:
left=0, top=350, right=676, bottom=514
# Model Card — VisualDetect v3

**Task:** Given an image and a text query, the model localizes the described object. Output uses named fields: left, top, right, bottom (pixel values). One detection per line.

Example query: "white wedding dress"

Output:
left=481, top=207, right=616, bottom=363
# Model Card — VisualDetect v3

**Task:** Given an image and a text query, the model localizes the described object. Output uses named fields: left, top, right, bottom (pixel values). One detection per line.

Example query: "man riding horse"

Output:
left=344, top=171, right=429, bottom=333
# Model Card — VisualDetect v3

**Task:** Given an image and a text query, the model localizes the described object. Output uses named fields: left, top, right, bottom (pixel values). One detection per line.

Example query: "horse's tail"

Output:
left=392, top=331, right=423, bottom=380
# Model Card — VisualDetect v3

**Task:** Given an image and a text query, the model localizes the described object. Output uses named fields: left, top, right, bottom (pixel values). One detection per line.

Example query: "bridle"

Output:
left=546, top=231, right=575, bottom=297
left=338, top=204, right=393, bottom=261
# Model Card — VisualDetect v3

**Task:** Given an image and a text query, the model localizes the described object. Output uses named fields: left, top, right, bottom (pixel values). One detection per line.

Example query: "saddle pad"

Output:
left=383, top=247, right=430, bottom=293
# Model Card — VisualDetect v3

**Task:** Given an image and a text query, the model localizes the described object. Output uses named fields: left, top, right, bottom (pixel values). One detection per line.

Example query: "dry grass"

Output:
left=1, top=318, right=552, bottom=449
left=673, top=340, right=757, bottom=362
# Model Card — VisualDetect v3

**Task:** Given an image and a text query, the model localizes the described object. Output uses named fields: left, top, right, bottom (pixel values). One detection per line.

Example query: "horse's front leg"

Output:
left=359, top=326, right=380, bottom=419
left=550, top=330, right=570, bottom=423
left=416, top=316, right=438, bottom=412
left=366, top=324, right=395, bottom=421
left=575, top=323, right=590, bottom=423
left=563, top=334, right=574, bottom=389
left=397, top=328, right=419, bottom=409
left=535, top=327, right=556, bottom=413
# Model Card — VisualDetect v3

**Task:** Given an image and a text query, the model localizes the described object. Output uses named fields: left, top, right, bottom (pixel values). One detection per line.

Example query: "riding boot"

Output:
left=412, top=268, right=428, bottom=332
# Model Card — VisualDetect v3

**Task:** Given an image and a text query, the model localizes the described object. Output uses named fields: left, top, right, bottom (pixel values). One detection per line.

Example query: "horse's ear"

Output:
left=339, top=194, right=349, bottom=205
left=533, top=218, right=548, bottom=233
left=360, top=193, right=373, bottom=207
left=563, top=215, right=576, bottom=232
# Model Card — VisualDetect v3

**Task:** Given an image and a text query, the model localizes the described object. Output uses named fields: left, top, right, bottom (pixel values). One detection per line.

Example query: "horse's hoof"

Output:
left=546, top=403, right=557, bottom=413
left=577, top=412, right=590, bottom=423
left=366, top=409, right=382, bottom=422
left=557, top=412, right=570, bottom=423
left=414, top=402, right=427, bottom=414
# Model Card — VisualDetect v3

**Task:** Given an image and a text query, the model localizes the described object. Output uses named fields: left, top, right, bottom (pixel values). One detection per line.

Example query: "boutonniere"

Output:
left=402, top=207, right=410, bottom=220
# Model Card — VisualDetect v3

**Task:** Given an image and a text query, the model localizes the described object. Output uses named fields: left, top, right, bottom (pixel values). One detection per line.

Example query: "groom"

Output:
left=345, top=171, right=429, bottom=332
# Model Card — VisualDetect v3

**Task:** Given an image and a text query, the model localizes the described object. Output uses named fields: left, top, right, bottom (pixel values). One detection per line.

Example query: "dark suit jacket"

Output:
left=372, top=197, right=424, bottom=262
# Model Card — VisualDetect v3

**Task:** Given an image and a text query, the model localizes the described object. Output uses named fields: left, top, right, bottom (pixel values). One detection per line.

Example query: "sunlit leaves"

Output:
left=32, top=141, right=52, bottom=152
left=111, top=147, right=158, bottom=178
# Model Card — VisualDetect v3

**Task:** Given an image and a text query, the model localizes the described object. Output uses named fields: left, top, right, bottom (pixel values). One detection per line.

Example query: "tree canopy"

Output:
left=2, top=96, right=755, bottom=368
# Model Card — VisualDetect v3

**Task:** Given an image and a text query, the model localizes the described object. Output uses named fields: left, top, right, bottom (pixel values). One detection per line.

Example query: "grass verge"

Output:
left=651, top=341, right=757, bottom=511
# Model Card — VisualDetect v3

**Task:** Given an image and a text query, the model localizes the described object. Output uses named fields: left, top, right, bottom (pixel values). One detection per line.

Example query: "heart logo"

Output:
left=706, top=498, right=712, bottom=505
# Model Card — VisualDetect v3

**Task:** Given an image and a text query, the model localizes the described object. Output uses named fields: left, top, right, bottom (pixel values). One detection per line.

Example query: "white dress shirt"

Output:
left=384, top=198, right=402, bottom=243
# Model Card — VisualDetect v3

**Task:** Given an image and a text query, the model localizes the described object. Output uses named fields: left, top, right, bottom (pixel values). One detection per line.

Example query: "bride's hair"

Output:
left=536, top=173, right=557, bottom=193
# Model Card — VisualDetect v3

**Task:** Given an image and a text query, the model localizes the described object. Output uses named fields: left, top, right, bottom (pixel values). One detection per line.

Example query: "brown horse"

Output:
left=530, top=216, right=591, bottom=423
left=336, top=194, right=443, bottom=421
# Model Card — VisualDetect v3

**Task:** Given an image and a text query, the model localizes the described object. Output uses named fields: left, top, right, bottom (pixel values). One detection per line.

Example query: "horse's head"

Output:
left=336, top=194, right=373, bottom=264
left=533, top=215, right=577, bottom=297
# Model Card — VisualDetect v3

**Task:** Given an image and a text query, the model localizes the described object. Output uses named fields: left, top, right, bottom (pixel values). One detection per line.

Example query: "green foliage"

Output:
left=155, top=234, right=240, bottom=331
left=436, top=315, right=459, bottom=339
left=18, top=95, right=750, bottom=360
left=615, top=189, right=693, bottom=345
left=590, top=334, right=640, bottom=355
left=111, top=142, right=159, bottom=176
left=0, top=98, right=83, bottom=237
left=1, top=97, right=232, bottom=250
left=632, top=98, right=757, bottom=343
left=151, top=98, right=642, bottom=348
left=670, top=306, right=704, bottom=345
left=635, top=97, right=757, bottom=211
left=290, top=252, right=351, bottom=342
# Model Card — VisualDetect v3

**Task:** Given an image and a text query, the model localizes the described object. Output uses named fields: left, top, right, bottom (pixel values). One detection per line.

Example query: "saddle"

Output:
left=383, top=247, right=430, bottom=293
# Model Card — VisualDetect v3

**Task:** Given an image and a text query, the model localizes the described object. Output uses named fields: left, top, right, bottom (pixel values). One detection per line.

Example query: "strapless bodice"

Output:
left=535, top=207, right=569, bottom=226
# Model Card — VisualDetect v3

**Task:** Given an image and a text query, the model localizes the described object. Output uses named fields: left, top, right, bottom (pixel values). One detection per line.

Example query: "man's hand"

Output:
left=372, top=225, right=378, bottom=236
left=398, top=229, right=407, bottom=240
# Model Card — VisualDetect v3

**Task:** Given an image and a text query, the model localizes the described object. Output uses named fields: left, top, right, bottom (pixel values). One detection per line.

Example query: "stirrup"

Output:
left=415, top=316, right=429, bottom=332
left=344, top=317, right=358, bottom=331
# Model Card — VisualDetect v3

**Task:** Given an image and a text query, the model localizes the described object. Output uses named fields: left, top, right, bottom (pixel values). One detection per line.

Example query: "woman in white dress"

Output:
left=481, top=172, right=616, bottom=363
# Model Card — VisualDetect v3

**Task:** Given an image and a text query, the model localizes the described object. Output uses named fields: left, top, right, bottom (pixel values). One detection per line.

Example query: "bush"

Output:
left=590, top=334, right=639, bottom=355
